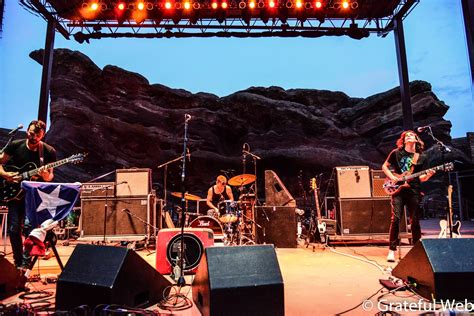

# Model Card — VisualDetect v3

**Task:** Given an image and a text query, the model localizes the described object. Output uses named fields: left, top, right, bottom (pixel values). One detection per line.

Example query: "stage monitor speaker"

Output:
left=335, top=166, right=371, bottom=198
left=264, top=170, right=296, bottom=207
left=80, top=196, right=154, bottom=238
left=255, top=206, right=297, bottom=248
left=56, top=244, right=171, bottom=310
left=371, top=170, right=390, bottom=197
left=0, top=256, right=21, bottom=300
left=392, top=238, right=474, bottom=300
left=192, top=245, right=284, bottom=316
left=116, top=168, right=151, bottom=197
left=337, top=198, right=407, bottom=235
left=156, top=228, right=214, bottom=275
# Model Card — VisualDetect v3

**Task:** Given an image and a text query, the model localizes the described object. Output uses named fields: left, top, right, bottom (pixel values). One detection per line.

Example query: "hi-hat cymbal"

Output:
left=171, top=192, right=202, bottom=201
left=228, top=174, right=256, bottom=186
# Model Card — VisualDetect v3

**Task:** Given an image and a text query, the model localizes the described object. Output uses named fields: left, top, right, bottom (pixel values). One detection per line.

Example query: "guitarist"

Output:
left=0, top=120, right=56, bottom=270
left=382, top=130, right=435, bottom=262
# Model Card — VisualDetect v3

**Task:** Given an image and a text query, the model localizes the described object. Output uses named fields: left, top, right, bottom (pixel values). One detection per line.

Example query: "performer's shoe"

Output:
left=386, top=250, right=395, bottom=262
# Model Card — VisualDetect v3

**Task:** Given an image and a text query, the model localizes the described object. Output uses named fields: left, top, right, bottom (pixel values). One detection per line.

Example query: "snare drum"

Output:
left=218, top=200, right=240, bottom=223
left=189, top=216, right=224, bottom=240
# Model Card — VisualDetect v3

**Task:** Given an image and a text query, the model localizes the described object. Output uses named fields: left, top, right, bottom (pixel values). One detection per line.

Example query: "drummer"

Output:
left=206, top=175, right=234, bottom=218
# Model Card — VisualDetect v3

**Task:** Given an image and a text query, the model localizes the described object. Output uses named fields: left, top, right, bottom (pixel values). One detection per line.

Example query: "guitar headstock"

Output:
left=67, top=153, right=87, bottom=164
left=310, top=177, right=317, bottom=191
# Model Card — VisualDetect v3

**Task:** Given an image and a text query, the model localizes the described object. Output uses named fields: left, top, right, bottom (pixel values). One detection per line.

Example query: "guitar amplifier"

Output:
left=335, top=166, right=371, bottom=199
left=116, top=169, right=152, bottom=197
left=371, top=170, right=390, bottom=198
left=80, top=182, right=115, bottom=198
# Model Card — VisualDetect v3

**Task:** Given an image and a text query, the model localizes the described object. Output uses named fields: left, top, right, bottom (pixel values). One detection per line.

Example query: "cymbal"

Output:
left=171, top=192, right=202, bottom=201
left=228, top=174, right=256, bottom=186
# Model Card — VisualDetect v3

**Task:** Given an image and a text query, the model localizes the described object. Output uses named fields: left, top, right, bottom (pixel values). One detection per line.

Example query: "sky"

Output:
left=0, top=0, right=473, bottom=138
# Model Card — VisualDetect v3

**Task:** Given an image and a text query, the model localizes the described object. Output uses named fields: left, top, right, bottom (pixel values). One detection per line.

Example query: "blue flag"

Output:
left=21, top=181, right=81, bottom=228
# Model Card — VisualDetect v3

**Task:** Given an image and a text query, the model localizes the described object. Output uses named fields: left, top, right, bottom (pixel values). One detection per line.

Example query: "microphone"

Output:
left=116, top=181, right=128, bottom=185
left=186, top=148, right=191, bottom=162
left=185, top=114, right=192, bottom=122
left=417, top=125, right=431, bottom=133
left=8, top=124, right=23, bottom=136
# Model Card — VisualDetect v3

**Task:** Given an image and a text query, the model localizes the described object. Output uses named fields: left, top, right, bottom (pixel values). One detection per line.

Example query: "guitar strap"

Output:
left=38, top=141, right=44, bottom=167
left=409, top=153, right=419, bottom=174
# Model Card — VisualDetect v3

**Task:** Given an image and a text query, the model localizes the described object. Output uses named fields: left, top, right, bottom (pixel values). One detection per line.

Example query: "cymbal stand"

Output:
left=242, top=146, right=261, bottom=240
left=157, top=153, right=188, bottom=216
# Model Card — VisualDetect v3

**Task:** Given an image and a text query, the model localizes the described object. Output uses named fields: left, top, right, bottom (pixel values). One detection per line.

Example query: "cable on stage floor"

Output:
left=336, top=286, right=385, bottom=315
left=156, top=281, right=194, bottom=312
left=328, top=246, right=387, bottom=273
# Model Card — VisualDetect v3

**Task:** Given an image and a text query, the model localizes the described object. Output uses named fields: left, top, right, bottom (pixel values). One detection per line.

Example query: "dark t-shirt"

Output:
left=385, top=148, right=427, bottom=192
left=4, top=139, right=57, bottom=172
left=211, top=185, right=230, bottom=207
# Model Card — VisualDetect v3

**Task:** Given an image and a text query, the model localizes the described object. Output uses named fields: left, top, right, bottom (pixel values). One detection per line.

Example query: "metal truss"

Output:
left=20, top=0, right=419, bottom=41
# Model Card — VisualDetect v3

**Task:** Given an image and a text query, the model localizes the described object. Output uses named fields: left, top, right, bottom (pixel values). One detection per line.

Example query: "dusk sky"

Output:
left=1, top=0, right=472, bottom=138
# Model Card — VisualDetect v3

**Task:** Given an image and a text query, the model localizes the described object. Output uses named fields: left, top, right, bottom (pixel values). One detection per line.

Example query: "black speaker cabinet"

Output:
left=192, top=245, right=284, bottom=316
left=80, top=196, right=154, bottom=238
left=255, top=206, right=297, bottom=248
left=337, top=198, right=407, bottom=235
left=56, top=244, right=171, bottom=310
left=392, top=239, right=474, bottom=300
left=0, top=256, right=21, bottom=300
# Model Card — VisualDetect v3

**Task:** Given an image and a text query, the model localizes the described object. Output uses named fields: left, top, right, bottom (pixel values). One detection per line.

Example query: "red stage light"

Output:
left=315, top=1, right=322, bottom=8
left=184, top=1, right=191, bottom=9
left=222, top=1, right=228, bottom=9
left=211, top=2, right=218, bottom=9
left=117, top=2, right=126, bottom=10
left=249, top=0, right=256, bottom=9
left=269, top=0, right=275, bottom=7
left=342, top=1, right=349, bottom=9
left=165, top=1, right=172, bottom=9
left=295, top=0, right=302, bottom=8
left=137, top=2, right=145, bottom=10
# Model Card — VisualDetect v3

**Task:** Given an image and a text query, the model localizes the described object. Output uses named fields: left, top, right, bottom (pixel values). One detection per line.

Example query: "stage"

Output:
left=1, top=219, right=474, bottom=315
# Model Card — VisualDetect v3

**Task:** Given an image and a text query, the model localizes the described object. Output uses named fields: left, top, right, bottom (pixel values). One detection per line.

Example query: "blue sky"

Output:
left=1, top=0, right=472, bottom=138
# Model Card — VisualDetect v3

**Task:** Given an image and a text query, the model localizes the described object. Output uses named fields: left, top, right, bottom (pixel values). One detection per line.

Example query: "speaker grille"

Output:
left=371, top=170, right=390, bottom=197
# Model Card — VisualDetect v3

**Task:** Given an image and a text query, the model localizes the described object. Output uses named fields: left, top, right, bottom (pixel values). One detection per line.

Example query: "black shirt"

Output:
left=211, top=185, right=230, bottom=207
left=385, top=148, right=426, bottom=192
left=4, top=139, right=57, bottom=171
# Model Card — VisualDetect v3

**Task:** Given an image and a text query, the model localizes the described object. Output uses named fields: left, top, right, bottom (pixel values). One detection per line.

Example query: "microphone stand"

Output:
left=0, top=134, right=17, bottom=155
left=157, top=154, right=188, bottom=218
left=95, top=181, right=127, bottom=244
left=242, top=147, right=261, bottom=242
left=177, top=114, right=191, bottom=287
left=425, top=127, right=453, bottom=238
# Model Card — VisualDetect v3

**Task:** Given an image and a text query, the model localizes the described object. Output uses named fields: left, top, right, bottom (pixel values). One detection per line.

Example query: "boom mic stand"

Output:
left=177, top=114, right=192, bottom=287
left=423, top=126, right=453, bottom=237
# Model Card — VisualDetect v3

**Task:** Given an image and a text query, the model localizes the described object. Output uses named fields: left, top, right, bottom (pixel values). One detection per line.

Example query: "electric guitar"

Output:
left=310, top=177, right=326, bottom=236
left=0, top=153, right=85, bottom=202
left=383, top=162, right=454, bottom=196
left=439, top=185, right=461, bottom=238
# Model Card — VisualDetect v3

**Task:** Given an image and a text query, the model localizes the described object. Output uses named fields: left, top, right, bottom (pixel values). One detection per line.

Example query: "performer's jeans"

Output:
left=7, top=198, right=32, bottom=268
left=389, top=189, right=422, bottom=251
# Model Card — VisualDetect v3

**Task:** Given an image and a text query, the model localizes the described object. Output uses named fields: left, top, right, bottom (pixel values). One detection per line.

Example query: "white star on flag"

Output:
left=36, top=185, right=70, bottom=218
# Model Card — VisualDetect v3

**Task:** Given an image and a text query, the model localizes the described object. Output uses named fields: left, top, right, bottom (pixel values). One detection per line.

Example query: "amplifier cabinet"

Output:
left=116, top=168, right=152, bottom=197
left=335, top=166, right=371, bottom=199
left=337, top=198, right=408, bottom=236
left=371, top=170, right=390, bottom=198
left=80, top=182, right=115, bottom=198
left=80, top=195, right=155, bottom=239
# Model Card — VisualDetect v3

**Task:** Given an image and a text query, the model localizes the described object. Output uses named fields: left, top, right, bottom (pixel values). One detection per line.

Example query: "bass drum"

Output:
left=189, top=216, right=224, bottom=240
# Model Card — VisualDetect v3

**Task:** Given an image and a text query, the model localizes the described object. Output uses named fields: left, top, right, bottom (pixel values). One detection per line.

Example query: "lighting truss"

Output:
left=20, top=0, right=419, bottom=42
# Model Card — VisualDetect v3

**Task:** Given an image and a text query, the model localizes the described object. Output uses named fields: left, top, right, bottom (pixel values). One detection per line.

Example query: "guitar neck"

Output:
left=314, top=190, right=322, bottom=219
left=27, top=158, right=71, bottom=178
left=403, top=164, right=445, bottom=181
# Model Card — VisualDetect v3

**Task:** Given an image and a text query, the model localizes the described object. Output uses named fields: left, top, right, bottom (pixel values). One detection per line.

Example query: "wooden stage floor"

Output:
left=1, top=219, right=473, bottom=315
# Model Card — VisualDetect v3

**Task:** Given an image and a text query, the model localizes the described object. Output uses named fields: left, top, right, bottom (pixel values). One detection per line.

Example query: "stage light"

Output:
left=269, top=0, right=275, bottom=8
left=285, top=0, right=292, bottom=8
left=222, top=1, right=228, bottom=9
left=238, top=1, right=246, bottom=8
left=342, top=0, right=349, bottom=9
left=137, top=1, right=145, bottom=10
left=165, top=1, right=172, bottom=9
left=211, top=2, right=218, bottom=9
left=248, top=0, right=256, bottom=9
left=184, top=1, right=191, bottom=9
left=257, top=0, right=264, bottom=8
left=295, top=0, right=302, bottom=8
left=175, top=2, right=182, bottom=9
left=315, top=1, right=322, bottom=8
left=193, top=1, right=201, bottom=9
left=351, top=1, right=358, bottom=9
left=90, top=2, right=99, bottom=11
left=117, top=2, right=126, bottom=10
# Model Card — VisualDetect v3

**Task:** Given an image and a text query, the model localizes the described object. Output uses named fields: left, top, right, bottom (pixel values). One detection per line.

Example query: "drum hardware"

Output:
left=189, top=216, right=224, bottom=240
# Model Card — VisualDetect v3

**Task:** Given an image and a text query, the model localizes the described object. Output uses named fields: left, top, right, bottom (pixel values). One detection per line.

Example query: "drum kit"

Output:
left=171, top=174, right=257, bottom=246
